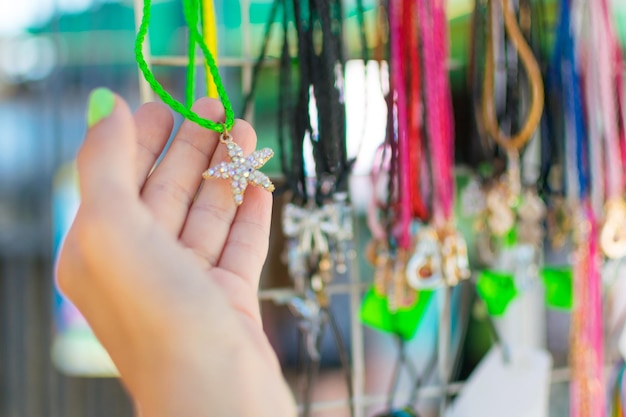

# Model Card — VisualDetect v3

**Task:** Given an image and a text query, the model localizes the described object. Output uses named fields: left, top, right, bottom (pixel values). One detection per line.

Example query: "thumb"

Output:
left=77, top=88, right=137, bottom=205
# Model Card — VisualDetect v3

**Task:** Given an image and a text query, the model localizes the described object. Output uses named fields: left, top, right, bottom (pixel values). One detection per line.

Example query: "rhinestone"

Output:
left=205, top=141, right=274, bottom=205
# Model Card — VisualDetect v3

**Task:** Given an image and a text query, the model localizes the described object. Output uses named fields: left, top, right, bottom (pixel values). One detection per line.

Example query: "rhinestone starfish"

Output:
left=202, top=134, right=275, bottom=206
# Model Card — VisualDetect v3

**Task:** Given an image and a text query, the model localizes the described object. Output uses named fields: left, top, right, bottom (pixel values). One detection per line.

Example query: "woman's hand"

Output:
left=56, top=89, right=296, bottom=417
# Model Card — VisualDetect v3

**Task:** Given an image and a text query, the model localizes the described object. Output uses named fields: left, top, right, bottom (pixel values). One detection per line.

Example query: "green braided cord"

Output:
left=135, top=0, right=234, bottom=133
left=185, top=0, right=197, bottom=109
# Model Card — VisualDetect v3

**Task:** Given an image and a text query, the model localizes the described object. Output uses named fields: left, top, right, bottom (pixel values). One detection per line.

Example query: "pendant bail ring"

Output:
left=219, top=123, right=232, bottom=143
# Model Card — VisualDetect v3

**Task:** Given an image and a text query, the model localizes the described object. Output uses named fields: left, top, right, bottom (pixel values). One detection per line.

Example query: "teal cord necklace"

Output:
left=135, top=0, right=275, bottom=205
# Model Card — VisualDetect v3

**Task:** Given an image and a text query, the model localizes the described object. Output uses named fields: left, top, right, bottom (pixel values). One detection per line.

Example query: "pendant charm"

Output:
left=406, top=226, right=470, bottom=289
left=485, top=182, right=516, bottom=237
left=391, top=249, right=415, bottom=311
left=469, top=150, right=545, bottom=265
left=406, top=227, right=443, bottom=290
left=285, top=295, right=323, bottom=360
left=441, top=229, right=471, bottom=286
left=600, top=198, right=626, bottom=259
left=368, top=240, right=392, bottom=295
left=367, top=241, right=416, bottom=312
left=517, top=189, right=546, bottom=247
left=546, top=196, right=573, bottom=250
left=202, top=131, right=275, bottom=206
left=460, top=177, right=486, bottom=217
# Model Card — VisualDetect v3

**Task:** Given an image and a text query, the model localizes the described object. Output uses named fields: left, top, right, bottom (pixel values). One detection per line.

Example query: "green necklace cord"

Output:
left=185, top=0, right=198, bottom=109
left=134, top=0, right=235, bottom=133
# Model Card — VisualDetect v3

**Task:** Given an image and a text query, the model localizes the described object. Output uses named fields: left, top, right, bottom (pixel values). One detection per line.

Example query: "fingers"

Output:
left=141, top=97, right=224, bottom=236
left=77, top=89, right=137, bottom=207
left=179, top=119, right=257, bottom=267
left=216, top=186, right=273, bottom=287
left=133, top=102, right=174, bottom=189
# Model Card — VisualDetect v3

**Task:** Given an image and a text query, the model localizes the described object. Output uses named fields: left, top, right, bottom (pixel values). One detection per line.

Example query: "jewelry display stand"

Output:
left=130, top=1, right=584, bottom=415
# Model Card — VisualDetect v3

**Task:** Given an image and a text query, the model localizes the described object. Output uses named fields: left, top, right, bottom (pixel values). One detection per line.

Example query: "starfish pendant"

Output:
left=202, top=134, right=275, bottom=206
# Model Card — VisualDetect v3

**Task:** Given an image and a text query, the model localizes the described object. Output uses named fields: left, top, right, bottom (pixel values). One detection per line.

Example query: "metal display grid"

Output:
left=131, top=1, right=573, bottom=415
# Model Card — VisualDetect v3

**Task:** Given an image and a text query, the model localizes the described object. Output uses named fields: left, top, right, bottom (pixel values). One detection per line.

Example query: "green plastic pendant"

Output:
left=540, top=267, right=573, bottom=310
left=360, top=288, right=433, bottom=341
left=476, top=270, right=518, bottom=316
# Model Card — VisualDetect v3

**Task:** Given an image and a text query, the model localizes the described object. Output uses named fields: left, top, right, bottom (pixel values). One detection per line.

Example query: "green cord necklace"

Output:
left=135, top=0, right=275, bottom=206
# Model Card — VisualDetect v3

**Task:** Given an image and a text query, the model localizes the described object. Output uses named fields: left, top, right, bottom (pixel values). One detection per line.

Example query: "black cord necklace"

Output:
left=236, top=1, right=368, bottom=415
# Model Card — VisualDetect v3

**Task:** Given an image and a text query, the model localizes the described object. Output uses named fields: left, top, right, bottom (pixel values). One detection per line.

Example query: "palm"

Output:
left=135, top=98, right=271, bottom=321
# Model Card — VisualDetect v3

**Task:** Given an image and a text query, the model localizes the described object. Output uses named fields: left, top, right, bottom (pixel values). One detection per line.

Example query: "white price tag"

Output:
left=447, top=347, right=552, bottom=417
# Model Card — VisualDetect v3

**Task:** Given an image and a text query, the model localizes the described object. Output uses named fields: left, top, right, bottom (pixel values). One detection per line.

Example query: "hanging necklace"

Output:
left=552, top=0, right=605, bottom=415
left=272, top=1, right=365, bottom=415
left=473, top=0, right=545, bottom=265
left=483, top=0, right=544, bottom=154
left=362, top=3, right=436, bottom=415
left=463, top=0, right=547, bottom=327
left=587, top=0, right=626, bottom=260
left=542, top=0, right=573, bottom=252
left=405, top=0, right=469, bottom=290
left=135, top=0, right=275, bottom=206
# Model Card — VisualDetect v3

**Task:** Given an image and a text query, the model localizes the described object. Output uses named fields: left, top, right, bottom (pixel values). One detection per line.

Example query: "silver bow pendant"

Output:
left=282, top=201, right=354, bottom=282
left=283, top=203, right=340, bottom=254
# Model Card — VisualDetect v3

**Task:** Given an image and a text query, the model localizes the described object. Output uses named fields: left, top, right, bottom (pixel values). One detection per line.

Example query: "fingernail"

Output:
left=86, top=87, right=115, bottom=128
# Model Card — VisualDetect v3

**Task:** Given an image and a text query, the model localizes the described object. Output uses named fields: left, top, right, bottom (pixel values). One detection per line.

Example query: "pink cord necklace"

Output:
left=390, top=0, right=412, bottom=250
left=406, top=0, right=469, bottom=289
left=589, top=0, right=626, bottom=260
left=570, top=0, right=618, bottom=414
left=419, top=0, right=454, bottom=227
